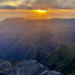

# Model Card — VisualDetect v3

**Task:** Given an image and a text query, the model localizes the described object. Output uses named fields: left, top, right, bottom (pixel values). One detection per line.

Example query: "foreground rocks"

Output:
left=9, top=60, right=62, bottom=75
left=0, top=60, right=62, bottom=75
left=40, top=70, right=63, bottom=75
left=0, top=60, right=12, bottom=75
left=9, top=60, right=48, bottom=75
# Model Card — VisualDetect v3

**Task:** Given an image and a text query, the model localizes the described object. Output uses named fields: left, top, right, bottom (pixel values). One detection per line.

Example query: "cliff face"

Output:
left=0, top=60, right=62, bottom=75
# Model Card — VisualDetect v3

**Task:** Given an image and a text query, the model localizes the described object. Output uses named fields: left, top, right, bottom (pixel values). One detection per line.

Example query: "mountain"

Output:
left=0, top=18, right=26, bottom=24
left=3, top=42, right=74, bottom=75
left=42, top=43, right=73, bottom=75
left=29, top=50, right=49, bottom=63
left=0, top=18, right=75, bottom=62
left=29, top=42, right=75, bottom=75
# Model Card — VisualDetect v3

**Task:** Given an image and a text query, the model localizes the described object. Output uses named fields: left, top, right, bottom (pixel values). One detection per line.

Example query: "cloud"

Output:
left=0, top=0, right=75, bottom=9
left=31, top=0, right=75, bottom=9
left=0, top=5, right=17, bottom=9
left=0, top=0, right=17, bottom=2
left=0, top=0, right=18, bottom=5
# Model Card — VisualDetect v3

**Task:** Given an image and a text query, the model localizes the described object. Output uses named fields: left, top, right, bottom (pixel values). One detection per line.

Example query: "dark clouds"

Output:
left=31, top=0, right=75, bottom=9
left=0, top=0, right=75, bottom=9
left=0, top=5, right=17, bottom=9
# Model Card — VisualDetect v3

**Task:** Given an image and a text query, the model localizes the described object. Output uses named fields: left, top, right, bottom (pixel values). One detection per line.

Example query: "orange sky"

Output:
left=0, top=9, right=75, bottom=21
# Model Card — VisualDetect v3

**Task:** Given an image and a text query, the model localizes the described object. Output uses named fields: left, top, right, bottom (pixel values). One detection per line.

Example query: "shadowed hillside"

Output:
left=29, top=42, right=75, bottom=75
left=0, top=18, right=75, bottom=62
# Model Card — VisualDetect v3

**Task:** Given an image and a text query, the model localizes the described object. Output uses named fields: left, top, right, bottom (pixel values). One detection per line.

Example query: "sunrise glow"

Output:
left=34, top=10, right=47, bottom=13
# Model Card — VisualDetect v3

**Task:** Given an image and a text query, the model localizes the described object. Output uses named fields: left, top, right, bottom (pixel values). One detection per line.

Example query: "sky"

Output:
left=0, top=0, right=75, bottom=21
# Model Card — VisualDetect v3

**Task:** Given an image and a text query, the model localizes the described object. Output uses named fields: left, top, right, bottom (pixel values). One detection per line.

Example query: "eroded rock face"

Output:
left=9, top=60, right=62, bottom=75
left=40, top=70, right=62, bottom=75
left=9, top=60, right=48, bottom=75
left=0, top=60, right=12, bottom=75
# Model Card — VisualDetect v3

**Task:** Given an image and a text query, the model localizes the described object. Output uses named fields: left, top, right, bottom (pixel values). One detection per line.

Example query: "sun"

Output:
left=37, top=10, right=47, bottom=13
left=34, top=10, right=47, bottom=13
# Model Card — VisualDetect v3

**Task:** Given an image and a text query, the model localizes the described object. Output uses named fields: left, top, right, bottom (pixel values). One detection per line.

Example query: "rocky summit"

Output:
left=0, top=60, right=12, bottom=75
left=0, top=60, right=62, bottom=75
left=9, top=60, right=62, bottom=75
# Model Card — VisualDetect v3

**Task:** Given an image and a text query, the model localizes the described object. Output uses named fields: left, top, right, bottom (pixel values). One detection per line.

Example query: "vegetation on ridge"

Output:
left=29, top=42, right=75, bottom=75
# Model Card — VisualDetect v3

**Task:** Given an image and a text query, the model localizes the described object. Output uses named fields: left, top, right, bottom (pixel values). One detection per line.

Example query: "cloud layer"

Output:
left=0, top=0, right=75, bottom=9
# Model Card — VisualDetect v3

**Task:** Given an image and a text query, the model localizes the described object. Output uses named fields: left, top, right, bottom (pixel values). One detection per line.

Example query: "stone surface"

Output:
left=0, top=60, right=12, bottom=75
left=9, top=60, right=48, bottom=75
left=40, top=70, right=63, bottom=75
left=9, top=60, right=62, bottom=75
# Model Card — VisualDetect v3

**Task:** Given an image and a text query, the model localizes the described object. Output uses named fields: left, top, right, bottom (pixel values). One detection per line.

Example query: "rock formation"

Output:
left=0, top=60, right=12, bottom=75
left=0, top=60, right=62, bottom=75
left=9, top=60, right=62, bottom=75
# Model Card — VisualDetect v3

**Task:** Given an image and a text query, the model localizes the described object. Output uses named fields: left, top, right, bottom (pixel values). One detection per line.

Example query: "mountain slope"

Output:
left=0, top=18, right=75, bottom=62
left=28, top=42, right=75, bottom=75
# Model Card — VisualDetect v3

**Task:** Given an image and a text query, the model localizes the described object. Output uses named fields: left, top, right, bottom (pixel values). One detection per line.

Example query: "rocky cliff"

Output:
left=0, top=60, right=62, bottom=75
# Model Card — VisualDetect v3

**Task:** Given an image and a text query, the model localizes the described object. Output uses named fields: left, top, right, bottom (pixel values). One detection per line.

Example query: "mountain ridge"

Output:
left=0, top=18, right=75, bottom=63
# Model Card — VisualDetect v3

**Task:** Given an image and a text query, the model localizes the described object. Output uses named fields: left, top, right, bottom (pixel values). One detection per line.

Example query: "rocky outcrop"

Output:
left=0, top=60, right=12, bottom=75
left=40, top=70, right=62, bottom=75
left=0, top=60, right=62, bottom=75
left=9, top=60, right=48, bottom=75
left=9, top=60, right=62, bottom=75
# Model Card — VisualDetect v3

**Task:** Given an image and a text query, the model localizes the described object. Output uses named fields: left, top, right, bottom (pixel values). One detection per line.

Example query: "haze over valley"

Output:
left=0, top=18, right=75, bottom=63
left=1, top=0, right=75, bottom=75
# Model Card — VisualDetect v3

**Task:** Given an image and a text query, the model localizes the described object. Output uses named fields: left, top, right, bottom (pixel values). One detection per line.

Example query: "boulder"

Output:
left=9, top=60, right=47, bottom=75
left=9, top=60, right=62, bottom=75
left=40, top=70, right=62, bottom=75
left=0, top=60, right=12, bottom=75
